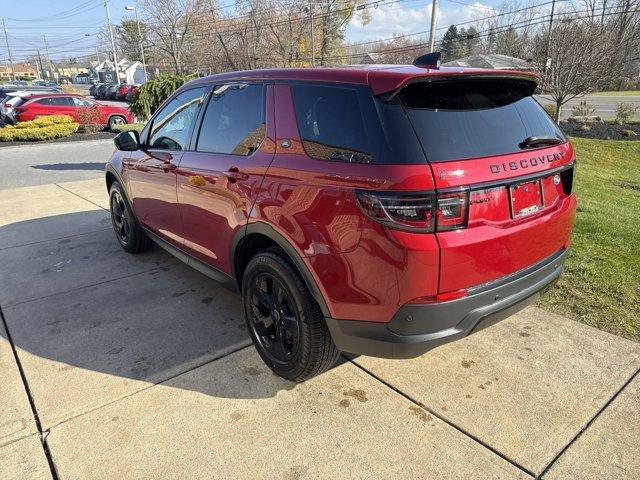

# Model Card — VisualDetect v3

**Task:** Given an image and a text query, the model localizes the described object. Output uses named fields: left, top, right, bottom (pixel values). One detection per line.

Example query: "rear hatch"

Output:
left=383, top=74, right=576, bottom=293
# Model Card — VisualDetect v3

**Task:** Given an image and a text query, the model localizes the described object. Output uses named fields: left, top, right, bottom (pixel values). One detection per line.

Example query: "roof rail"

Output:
left=412, top=52, right=442, bottom=69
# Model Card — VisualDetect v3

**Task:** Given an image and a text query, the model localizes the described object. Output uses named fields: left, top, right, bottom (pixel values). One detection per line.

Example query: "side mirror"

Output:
left=114, top=130, right=140, bottom=151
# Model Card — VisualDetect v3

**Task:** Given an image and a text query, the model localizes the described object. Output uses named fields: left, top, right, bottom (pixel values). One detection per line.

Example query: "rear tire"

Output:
left=109, top=181, right=153, bottom=253
left=242, top=251, right=340, bottom=382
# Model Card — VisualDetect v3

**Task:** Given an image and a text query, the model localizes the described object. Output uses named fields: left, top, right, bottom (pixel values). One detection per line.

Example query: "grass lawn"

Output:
left=590, top=90, right=640, bottom=96
left=538, top=137, right=640, bottom=341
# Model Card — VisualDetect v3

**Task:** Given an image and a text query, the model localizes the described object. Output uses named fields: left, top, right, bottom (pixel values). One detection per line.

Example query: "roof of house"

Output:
left=442, top=54, right=536, bottom=70
left=188, top=64, right=538, bottom=96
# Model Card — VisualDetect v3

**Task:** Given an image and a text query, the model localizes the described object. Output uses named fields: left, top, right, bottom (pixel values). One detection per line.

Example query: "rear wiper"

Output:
left=518, top=136, right=563, bottom=149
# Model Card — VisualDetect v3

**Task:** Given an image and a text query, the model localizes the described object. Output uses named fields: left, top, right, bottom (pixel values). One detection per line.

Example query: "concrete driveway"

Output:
left=0, top=141, right=638, bottom=479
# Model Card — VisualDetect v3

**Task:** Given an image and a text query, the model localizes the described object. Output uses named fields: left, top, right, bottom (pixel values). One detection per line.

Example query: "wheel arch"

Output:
left=231, top=223, right=331, bottom=318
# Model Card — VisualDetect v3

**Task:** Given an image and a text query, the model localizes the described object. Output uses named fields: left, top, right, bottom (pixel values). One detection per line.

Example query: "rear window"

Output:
left=397, top=79, right=565, bottom=162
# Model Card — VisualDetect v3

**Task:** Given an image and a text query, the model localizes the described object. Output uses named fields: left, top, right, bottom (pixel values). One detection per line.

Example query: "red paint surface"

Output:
left=14, top=93, right=134, bottom=124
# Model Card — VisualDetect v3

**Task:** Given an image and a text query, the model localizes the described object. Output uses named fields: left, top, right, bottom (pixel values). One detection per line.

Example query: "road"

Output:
left=0, top=139, right=113, bottom=189
left=535, top=94, right=640, bottom=120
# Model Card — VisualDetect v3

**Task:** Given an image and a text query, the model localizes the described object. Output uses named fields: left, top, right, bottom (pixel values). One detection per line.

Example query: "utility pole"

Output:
left=125, top=5, right=148, bottom=81
left=2, top=17, right=16, bottom=82
left=428, top=0, right=438, bottom=53
left=36, top=50, right=45, bottom=80
left=309, top=0, right=315, bottom=67
left=542, top=0, right=556, bottom=91
left=105, top=0, right=120, bottom=83
left=42, top=34, right=52, bottom=79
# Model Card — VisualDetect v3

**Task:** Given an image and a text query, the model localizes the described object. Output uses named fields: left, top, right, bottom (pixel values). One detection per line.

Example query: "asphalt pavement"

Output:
left=0, top=139, right=113, bottom=189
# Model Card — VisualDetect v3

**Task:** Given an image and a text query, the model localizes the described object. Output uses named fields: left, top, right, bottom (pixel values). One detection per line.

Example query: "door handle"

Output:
left=222, top=167, right=249, bottom=183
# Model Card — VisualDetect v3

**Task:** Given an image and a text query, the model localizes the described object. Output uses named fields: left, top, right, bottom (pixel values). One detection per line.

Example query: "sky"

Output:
left=0, top=0, right=505, bottom=63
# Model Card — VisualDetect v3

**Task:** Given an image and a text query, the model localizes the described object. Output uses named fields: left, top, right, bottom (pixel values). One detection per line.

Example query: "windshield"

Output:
left=396, top=79, right=565, bottom=162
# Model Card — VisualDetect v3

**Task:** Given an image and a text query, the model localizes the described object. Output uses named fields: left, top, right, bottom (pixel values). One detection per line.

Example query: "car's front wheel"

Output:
left=242, top=251, right=340, bottom=382
left=109, top=181, right=153, bottom=253
left=108, top=115, right=127, bottom=130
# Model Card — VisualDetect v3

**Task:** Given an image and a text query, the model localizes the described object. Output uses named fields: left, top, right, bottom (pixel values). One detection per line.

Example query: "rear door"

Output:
left=177, top=82, right=275, bottom=275
left=393, top=77, right=576, bottom=292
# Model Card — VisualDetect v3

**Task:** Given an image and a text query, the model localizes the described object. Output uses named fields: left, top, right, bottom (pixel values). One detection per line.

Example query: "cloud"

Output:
left=346, top=1, right=493, bottom=43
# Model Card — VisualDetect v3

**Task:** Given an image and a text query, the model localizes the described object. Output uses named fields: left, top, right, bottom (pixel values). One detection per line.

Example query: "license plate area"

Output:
left=510, top=179, right=543, bottom=218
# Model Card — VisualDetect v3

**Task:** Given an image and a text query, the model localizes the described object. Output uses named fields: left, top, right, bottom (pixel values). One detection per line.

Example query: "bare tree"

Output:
left=540, top=22, right=620, bottom=120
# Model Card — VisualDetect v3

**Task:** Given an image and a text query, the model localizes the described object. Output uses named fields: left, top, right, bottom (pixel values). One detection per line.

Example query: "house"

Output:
left=442, top=54, right=537, bottom=71
left=0, top=61, right=38, bottom=80
left=94, top=58, right=145, bottom=84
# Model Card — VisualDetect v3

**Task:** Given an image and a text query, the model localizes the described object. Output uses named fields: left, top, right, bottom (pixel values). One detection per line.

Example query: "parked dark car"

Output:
left=89, top=83, right=102, bottom=97
left=106, top=58, right=576, bottom=381
left=107, top=84, right=120, bottom=100
left=95, top=83, right=112, bottom=100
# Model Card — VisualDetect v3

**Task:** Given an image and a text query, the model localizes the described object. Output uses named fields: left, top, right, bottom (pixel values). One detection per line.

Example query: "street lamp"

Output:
left=125, top=5, right=148, bottom=82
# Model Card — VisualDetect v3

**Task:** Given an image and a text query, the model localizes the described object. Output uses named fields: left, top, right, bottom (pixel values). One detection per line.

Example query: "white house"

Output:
left=94, top=58, right=145, bottom=84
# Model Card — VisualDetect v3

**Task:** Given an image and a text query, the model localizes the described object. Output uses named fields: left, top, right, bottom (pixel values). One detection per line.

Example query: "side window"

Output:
left=50, top=97, right=74, bottom=106
left=72, top=97, right=93, bottom=107
left=292, top=84, right=372, bottom=164
left=148, top=87, right=207, bottom=151
left=35, top=98, right=53, bottom=106
left=196, top=83, right=265, bottom=155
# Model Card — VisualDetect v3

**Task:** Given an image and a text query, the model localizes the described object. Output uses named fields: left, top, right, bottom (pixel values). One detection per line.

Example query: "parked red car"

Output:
left=116, top=84, right=131, bottom=101
left=106, top=56, right=576, bottom=381
left=15, top=93, right=134, bottom=129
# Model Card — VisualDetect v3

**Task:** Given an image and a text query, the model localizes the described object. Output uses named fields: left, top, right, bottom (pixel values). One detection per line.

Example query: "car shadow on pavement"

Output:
left=32, top=162, right=106, bottom=171
left=0, top=210, right=329, bottom=405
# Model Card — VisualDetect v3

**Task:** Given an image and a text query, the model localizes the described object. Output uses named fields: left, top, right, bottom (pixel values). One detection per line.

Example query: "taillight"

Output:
left=356, top=192, right=435, bottom=232
left=436, top=191, right=469, bottom=231
left=356, top=190, right=470, bottom=232
left=4, top=103, right=11, bottom=108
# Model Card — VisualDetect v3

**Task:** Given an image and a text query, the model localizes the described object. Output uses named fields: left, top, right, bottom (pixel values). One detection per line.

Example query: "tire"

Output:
left=242, top=251, right=340, bottom=382
left=109, top=181, right=153, bottom=253
left=108, top=115, right=126, bottom=130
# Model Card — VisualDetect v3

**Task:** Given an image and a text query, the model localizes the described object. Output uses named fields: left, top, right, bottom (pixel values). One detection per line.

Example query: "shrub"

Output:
left=129, top=73, right=194, bottom=121
left=542, top=103, right=557, bottom=119
left=111, top=123, right=145, bottom=133
left=571, top=100, right=596, bottom=117
left=75, top=106, right=103, bottom=125
left=615, top=102, right=638, bottom=124
left=0, top=116, right=79, bottom=142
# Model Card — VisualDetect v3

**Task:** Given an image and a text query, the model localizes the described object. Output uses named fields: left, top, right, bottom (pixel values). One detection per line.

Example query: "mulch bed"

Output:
left=560, top=121, right=640, bottom=140
left=0, top=130, right=115, bottom=148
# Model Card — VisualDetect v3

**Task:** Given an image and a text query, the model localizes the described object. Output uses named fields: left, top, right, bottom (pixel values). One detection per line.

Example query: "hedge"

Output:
left=111, top=123, right=145, bottom=133
left=0, top=115, right=79, bottom=142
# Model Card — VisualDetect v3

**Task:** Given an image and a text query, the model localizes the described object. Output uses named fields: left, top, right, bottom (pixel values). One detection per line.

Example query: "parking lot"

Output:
left=1, top=140, right=638, bottom=479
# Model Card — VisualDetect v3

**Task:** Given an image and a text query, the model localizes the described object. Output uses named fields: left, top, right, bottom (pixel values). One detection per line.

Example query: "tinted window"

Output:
left=397, top=79, right=565, bottom=162
left=292, top=85, right=371, bottom=163
left=196, top=84, right=265, bottom=155
left=35, top=98, right=53, bottom=105
left=50, top=97, right=74, bottom=106
left=72, top=97, right=94, bottom=107
left=149, top=87, right=207, bottom=151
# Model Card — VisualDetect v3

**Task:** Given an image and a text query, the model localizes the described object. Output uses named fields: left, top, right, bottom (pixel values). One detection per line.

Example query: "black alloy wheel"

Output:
left=248, top=272, right=300, bottom=364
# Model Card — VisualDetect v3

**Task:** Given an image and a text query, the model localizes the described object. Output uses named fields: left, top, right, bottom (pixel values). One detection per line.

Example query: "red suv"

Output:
left=106, top=60, right=576, bottom=381
left=15, top=93, right=134, bottom=129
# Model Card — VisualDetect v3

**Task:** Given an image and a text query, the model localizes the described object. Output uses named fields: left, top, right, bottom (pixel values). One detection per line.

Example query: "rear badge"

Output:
left=553, top=173, right=561, bottom=185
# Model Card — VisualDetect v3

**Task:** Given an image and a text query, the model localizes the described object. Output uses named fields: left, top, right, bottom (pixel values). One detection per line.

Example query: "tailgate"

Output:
left=434, top=144, right=576, bottom=292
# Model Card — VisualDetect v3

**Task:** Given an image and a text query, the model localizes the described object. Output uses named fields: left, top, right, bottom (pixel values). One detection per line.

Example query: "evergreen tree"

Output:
left=440, top=25, right=465, bottom=61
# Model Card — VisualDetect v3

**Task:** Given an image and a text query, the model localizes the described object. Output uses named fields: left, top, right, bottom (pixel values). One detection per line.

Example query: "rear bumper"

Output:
left=325, top=248, right=568, bottom=359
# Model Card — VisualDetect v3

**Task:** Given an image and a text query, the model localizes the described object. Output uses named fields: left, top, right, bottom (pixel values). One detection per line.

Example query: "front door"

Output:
left=177, top=83, right=275, bottom=275
left=127, top=86, right=208, bottom=246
